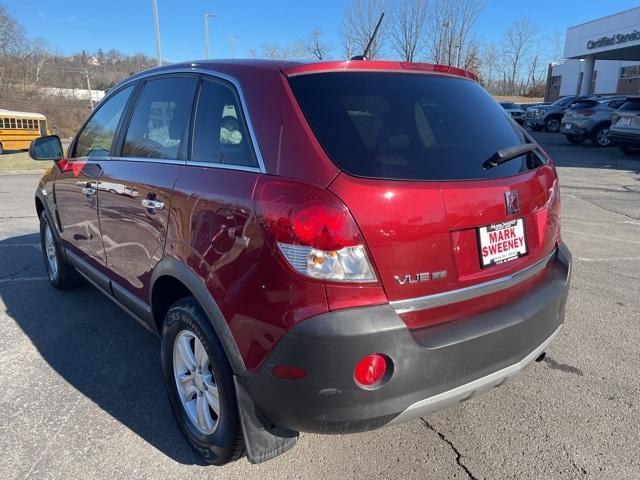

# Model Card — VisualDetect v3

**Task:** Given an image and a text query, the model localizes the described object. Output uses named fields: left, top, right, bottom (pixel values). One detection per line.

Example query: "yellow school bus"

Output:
left=0, top=109, right=49, bottom=154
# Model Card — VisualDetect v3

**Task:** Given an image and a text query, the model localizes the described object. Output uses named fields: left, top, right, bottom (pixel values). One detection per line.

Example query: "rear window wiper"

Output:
left=483, top=143, right=537, bottom=170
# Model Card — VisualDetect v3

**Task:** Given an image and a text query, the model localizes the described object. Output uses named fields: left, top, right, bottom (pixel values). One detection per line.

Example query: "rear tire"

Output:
left=566, top=135, right=584, bottom=145
left=618, top=145, right=640, bottom=156
left=591, top=125, right=611, bottom=147
left=39, top=211, right=82, bottom=289
left=545, top=117, right=561, bottom=133
left=161, top=297, right=244, bottom=466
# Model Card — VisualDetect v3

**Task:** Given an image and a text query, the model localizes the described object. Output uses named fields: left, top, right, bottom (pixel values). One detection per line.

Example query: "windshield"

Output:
left=618, top=100, right=640, bottom=112
left=288, top=72, right=544, bottom=181
left=552, top=97, right=572, bottom=106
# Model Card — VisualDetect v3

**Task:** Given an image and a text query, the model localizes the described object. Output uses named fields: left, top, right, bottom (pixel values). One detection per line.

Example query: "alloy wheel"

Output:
left=173, top=330, right=221, bottom=435
left=44, top=223, right=59, bottom=281
left=596, top=128, right=610, bottom=146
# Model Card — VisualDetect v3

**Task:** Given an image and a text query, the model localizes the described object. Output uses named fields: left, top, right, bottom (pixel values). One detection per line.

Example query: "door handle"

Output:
left=141, top=198, right=165, bottom=210
left=82, top=187, right=96, bottom=196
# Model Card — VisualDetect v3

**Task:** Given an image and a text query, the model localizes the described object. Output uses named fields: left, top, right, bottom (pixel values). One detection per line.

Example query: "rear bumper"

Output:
left=242, top=242, right=572, bottom=434
left=560, top=123, right=589, bottom=137
left=610, top=130, right=640, bottom=147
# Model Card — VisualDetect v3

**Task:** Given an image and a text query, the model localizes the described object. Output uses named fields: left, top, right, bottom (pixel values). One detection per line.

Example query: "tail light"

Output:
left=254, top=177, right=377, bottom=282
left=576, top=109, right=595, bottom=116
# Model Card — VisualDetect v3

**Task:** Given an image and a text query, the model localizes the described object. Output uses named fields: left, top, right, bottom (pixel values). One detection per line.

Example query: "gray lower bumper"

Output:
left=387, top=325, right=561, bottom=426
left=243, top=243, right=572, bottom=434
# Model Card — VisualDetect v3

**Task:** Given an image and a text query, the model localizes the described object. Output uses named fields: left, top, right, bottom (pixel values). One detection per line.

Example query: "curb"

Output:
left=0, top=170, right=45, bottom=176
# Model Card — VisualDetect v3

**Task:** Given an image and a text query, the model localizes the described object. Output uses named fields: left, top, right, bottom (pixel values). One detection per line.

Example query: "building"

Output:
left=545, top=6, right=640, bottom=101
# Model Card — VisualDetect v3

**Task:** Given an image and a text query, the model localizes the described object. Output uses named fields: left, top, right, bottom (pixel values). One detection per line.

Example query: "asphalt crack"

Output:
left=421, top=418, right=478, bottom=480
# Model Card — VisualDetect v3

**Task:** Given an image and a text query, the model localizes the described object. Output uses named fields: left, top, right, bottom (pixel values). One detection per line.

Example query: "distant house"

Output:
left=87, top=56, right=100, bottom=66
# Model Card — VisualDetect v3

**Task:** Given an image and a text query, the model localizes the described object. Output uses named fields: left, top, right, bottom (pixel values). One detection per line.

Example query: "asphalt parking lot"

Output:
left=1, top=131, right=639, bottom=480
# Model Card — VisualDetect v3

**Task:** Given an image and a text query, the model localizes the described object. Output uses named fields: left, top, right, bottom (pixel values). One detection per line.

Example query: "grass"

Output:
left=0, top=151, right=49, bottom=173
left=494, top=95, right=544, bottom=105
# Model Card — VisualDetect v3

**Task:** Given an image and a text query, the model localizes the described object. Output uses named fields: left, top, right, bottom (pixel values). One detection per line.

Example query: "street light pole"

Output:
left=204, top=13, right=216, bottom=59
left=230, top=35, right=239, bottom=58
left=151, top=0, right=162, bottom=66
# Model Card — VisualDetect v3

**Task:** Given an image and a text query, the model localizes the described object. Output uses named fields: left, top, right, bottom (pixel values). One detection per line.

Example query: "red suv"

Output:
left=30, top=60, right=571, bottom=466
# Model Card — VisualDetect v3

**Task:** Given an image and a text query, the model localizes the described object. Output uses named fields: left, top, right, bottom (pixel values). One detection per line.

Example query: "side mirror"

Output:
left=29, top=135, right=64, bottom=161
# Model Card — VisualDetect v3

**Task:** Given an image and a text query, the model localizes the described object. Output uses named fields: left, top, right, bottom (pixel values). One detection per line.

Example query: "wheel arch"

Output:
left=150, top=258, right=246, bottom=374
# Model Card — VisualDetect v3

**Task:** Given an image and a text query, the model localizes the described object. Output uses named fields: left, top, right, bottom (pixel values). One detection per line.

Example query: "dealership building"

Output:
left=545, top=6, right=640, bottom=101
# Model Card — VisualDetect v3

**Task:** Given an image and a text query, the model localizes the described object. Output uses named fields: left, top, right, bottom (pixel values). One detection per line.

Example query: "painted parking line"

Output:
left=563, top=229, right=640, bottom=245
left=576, top=256, right=640, bottom=263
left=0, top=243, right=40, bottom=250
left=0, top=276, right=48, bottom=283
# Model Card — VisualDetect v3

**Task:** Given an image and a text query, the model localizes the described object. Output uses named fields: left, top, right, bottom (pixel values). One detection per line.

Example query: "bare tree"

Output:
left=502, top=18, right=538, bottom=94
left=426, top=0, right=483, bottom=67
left=306, top=29, right=332, bottom=60
left=341, top=0, right=387, bottom=59
left=390, top=0, right=428, bottom=62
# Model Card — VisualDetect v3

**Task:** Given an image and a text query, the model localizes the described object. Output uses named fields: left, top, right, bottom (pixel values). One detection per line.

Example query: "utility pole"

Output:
left=84, top=69, right=94, bottom=109
left=151, top=0, right=162, bottom=66
left=230, top=35, right=239, bottom=58
left=204, top=13, right=216, bottom=59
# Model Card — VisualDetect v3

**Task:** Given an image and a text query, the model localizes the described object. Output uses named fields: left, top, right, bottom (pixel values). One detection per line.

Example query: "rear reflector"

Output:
left=271, top=365, right=307, bottom=380
left=354, top=354, right=388, bottom=387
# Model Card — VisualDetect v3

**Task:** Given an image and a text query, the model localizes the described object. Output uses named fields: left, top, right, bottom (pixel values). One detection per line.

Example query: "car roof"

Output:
left=122, top=59, right=479, bottom=84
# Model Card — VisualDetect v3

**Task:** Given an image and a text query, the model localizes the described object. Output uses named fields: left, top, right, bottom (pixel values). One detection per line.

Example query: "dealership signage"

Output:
left=587, top=30, right=640, bottom=49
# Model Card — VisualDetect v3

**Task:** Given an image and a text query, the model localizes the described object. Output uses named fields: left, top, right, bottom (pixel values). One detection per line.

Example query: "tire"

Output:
left=39, top=211, right=82, bottom=289
left=161, top=297, right=244, bottom=466
left=618, top=145, right=640, bottom=156
left=567, top=135, right=584, bottom=145
left=545, top=117, right=561, bottom=133
left=591, top=125, right=611, bottom=147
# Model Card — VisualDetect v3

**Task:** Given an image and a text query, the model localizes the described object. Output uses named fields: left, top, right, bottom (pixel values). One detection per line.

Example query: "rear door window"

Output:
left=191, top=78, right=257, bottom=167
left=122, top=76, right=197, bottom=160
left=288, top=72, right=543, bottom=181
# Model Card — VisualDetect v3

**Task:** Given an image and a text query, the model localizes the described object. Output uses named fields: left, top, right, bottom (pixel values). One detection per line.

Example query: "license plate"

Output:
left=619, top=117, right=631, bottom=126
left=563, top=123, right=572, bottom=129
left=478, top=219, right=528, bottom=268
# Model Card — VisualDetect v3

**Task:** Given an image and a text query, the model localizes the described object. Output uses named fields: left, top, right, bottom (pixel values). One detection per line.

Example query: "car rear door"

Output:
left=98, top=74, right=197, bottom=313
left=54, top=84, right=135, bottom=271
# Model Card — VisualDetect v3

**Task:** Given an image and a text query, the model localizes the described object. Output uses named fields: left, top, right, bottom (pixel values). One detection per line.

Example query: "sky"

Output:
left=4, top=0, right=640, bottom=62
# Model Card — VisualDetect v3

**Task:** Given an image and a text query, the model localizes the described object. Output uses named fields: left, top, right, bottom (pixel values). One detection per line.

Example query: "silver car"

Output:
left=559, top=96, right=627, bottom=147
left=610, top=98, right=640, bottom=156
left=499, top=102, right=525, bottom=125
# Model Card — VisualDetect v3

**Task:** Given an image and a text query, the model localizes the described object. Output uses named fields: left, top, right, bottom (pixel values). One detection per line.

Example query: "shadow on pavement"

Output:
left=0, top=233, right=204, bottom=466
left=528, top=131, right=640, bottom=173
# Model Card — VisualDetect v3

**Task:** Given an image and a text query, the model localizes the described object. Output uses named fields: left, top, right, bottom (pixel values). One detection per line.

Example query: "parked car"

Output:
left=559, top=96, right=627, bottom=147
left=29, top=59, right=571, bottom=466
left=499, top=102, right=525, bottom=124
left=526, top=95, right=579, bottom=132
left=610, top=97, right=640, bottom=155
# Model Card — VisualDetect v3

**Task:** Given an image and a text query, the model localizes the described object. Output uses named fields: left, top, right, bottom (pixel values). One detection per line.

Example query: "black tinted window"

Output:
left=74, top=85, right=133, bottom=158
left=619, top=100, right=640, bottom=111
left=569, top=100, right=598, bottom=110
left=191, top=79, right=257, bottom=167
left=122, top=76, right=197, bottom=160
left=289, top=72, right=542, bottom=181
left=500, top=102, right=516, bottom=109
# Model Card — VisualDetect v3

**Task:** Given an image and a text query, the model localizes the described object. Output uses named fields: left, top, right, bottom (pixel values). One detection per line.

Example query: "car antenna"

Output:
left=350, top=12, right=384, bottom=61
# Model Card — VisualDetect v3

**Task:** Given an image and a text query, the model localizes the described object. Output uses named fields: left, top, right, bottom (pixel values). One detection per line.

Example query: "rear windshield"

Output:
left=288, top=72, right=543, bottom=181
left=568, top=100, right=598, bottom=109
left=618, top=100, right=640, bottom=111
